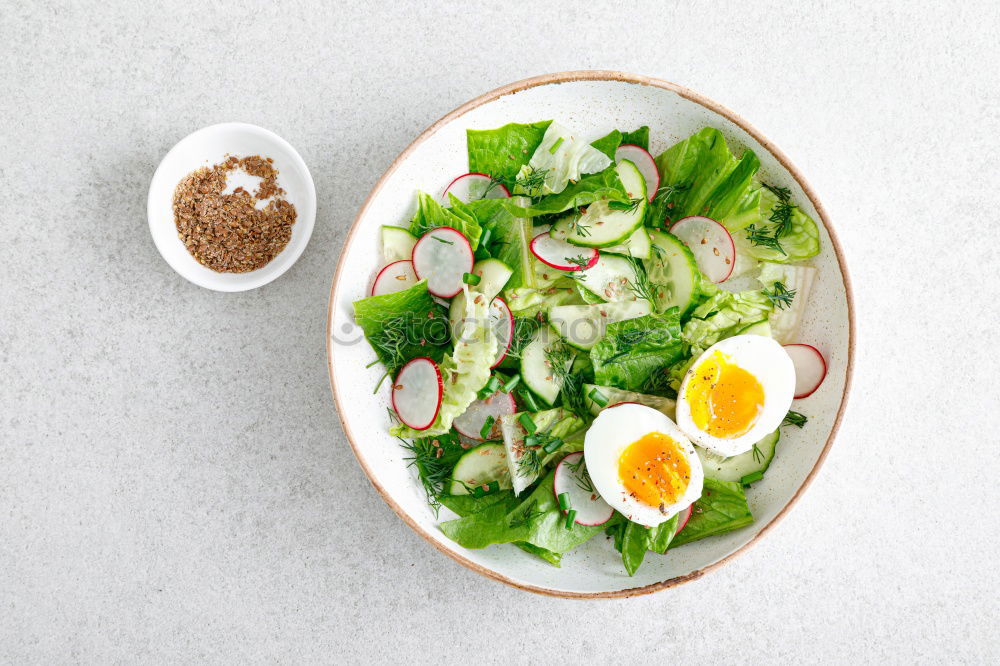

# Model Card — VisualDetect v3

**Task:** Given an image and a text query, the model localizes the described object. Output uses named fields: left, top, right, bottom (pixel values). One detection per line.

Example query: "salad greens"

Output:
left=355, top=120, right=822, bottom=577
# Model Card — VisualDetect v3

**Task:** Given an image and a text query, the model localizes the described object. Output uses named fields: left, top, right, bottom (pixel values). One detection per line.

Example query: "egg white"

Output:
left=584, top=403, right=704, bottom=527
left=676, top=335, right=795, bottom=457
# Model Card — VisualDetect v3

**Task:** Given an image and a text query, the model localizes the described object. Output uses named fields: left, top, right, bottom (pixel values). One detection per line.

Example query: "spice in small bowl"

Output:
left=172, top=155, right=297, bottom=273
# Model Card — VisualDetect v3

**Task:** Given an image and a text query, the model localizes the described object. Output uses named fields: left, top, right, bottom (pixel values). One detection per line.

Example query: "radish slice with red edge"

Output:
left=411, top=227, right=474, bottom=298
left=615, top=145, right=660, bottom=202
left=783, top=344, right=827, bottom=399
left=553, top=452, right=614, bottom=526
left=452, top=383, right=516, bottom=440
left=488, top=297, right=514, bottom=368
left=370, top=260, right=418, bottom=297
left=530, top=231, right=599, bottom=271
left=442, top=173, right=510, bottom=203
left=391, top=357, right=443, bottom=431
left=676, top=505, right=692, bottom=534
left=669, top=216, right=736, bottom=283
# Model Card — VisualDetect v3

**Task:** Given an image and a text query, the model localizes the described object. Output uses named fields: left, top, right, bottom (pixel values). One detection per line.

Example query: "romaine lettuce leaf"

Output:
left=505, top=165, right=629, bottom=218
left=758, top=261, right=818, bottom=344
left=742, top=185, right=821, bottom=262
left=652, top=128, right=762, bottom=232
left=467, top=121, right=552, bottom=185
left=591, top=126, right=651, bottom=159
left=615, top=513, right=680, bottom=576
left=353, top=280, right=451, bottom=374
left=591, top=309, right=684, bottom=391
left=438, top=469, right=604, bottom=558
left=681, top=290, right=773, bottom=352
left=670, top=478, right=753, bottom=547
left=390, top=287, right=496, bottom=438
left=521, top=122, right=612, bottom=195
left=621, top=126, right=650, bottom=151
left=408, top=191, right=483, bottom=249
left=449, top=196, right=533, bottom=289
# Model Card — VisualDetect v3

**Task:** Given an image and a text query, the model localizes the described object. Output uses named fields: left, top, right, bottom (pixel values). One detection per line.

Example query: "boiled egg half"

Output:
left=676, top=335, right=795, bottom=457
left=584, top=403, right=704, bottom=527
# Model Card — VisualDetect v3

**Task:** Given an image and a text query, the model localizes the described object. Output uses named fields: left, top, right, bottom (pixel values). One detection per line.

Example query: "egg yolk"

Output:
left=686, top=351, right=764, bottom=438
left=617, top=432, right=691, bottom=510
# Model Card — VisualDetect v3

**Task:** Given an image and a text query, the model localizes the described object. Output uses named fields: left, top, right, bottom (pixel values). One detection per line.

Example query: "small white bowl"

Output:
left=148, top=123, right=316, bottom=292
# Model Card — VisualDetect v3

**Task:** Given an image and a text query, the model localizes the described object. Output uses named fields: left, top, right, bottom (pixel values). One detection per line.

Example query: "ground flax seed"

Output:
left=172, top=155, right=296, bottom=273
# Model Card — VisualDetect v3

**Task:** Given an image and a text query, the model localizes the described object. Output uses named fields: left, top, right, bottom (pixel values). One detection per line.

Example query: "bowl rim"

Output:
left=147, top=121, right=317, bottom=292
left=326, top=70, right=856, bottom=599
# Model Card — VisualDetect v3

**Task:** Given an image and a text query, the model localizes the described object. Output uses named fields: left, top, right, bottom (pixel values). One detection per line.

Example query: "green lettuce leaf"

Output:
left=408, top=191, right=483, bottom=249
left=467, top=121, right=552, bottom=185
left=439, top=490, right=514, bottom=517
left=438, top=469, right=604, bottom=558
left=390, top=287, right=496, bottom=438
left=652, top=128, right=761, bottom=231
left=616, top=513, right=680, bottom=576
left=505, top=165, right=629, bottom=218
left=742, top=185, right=821, bottom=262
left=521, top=122, right=612, bottom=195
left=621, top=126, right=650, bottom=151
left=591, top=126, right=650, bottom=159
left=670, top=478, right=753, bottom=547
left=448, top=196, right=534, bottom=289
left=501, top=408, right=585, bottom=494
left=591, top=309, right=684, bottom=391
left=353, top=280, right=451, bottom=374
left=681, top=290, right=773, bottom=352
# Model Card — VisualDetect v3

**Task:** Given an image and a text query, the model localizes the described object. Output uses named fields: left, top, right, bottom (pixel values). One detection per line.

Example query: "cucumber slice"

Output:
left=645, top=230, right=700, bottom=316
left=520, top=327, right=572, bottom=405
left=449, top=258, right=513, bottom=341
left=573, top=254, right=643, bottom=304
left=549, top=160, right=647, bottom=248
left=381, top=226, right=418, bottom=263
left=696, top=429, right=780, bottom=483
left=449, top=442, right=512, bottom=495
left=737, top=320, right=772, bottom=337
left=583, top=384, right=676, bottom=417
left=548, top=301, right=651, bottom=351
left=603, top=227, right=651, bottom=259
left=470, top=258, right=513, bottom=301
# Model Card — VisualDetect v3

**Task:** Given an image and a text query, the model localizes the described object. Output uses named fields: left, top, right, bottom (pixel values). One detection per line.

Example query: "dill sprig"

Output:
left=608, top=197, right=643, bottom=214
left=516, top=446, right=543, bottom=477
left=783, top=410, right=808, bottom=428
left=763, top=281, right=797, bottom=310
left=398, top=435, right=451, bottom=514
left=563, top=255, right=593, bottom=271
left=508, top=499, right=546, bottom=528
left=566, top=455, right=596, bottom=494
left=544, top=344, right=588, bottom=418
left=513, top=167, right=550, bottom=198
left=623, top=254, right=658, bottom=304
left=564, top=211, right=591, bottom=238
left=751, top=443, right=764, bottom=465
left=745, top=223, right=786, bottom=255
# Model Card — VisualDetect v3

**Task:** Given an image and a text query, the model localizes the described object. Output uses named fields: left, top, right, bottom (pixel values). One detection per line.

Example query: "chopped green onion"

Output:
left=519, top=413, right=537, bottom=434
left=501, top=374, right=521, bottom=393
left=564, top=509, right=577, bottom=529
left=524, top=434, right=538, bottom=448
left=480, top=415, right=495, bottom=439
left=740, top=470, right=764, bottom=486
left=517, top=387, right=540, bottom=412
left=477, top=375, right=501, bottom=399
left=588, top=387, right=609, bottom=408
left=479, top=227, right=492, bottom=248
left=462, top=272, right=482, bottom=286
left=549, top=137, right=565, bottom=154
left=558, top=492, right=571, bottom=511
left=542, top=437, right=563, bottom=454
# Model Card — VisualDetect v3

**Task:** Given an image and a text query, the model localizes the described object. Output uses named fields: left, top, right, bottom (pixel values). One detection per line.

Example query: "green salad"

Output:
left=353, top=121, right=824, bottom=576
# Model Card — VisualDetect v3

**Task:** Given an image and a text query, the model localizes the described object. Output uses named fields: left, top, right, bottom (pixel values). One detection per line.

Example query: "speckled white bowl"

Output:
left=148, top=122, right=316, bottom=292
left=327, top=72, right=854, bottom=598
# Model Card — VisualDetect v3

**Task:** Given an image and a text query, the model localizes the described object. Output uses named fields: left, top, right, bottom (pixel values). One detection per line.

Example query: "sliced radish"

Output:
left=370, top=260, right=418, bottom=297
left=676, top=505, right=692, bottom=534
left=530, top=231, right=599, bottom=271
left=615, top=145, right=660, bottom=202
left=783, top=344, right=827, bottom=399
left=442, top=173, right=511, bottom=203
left=391, top=358, right=443, bottom=431
left=553, top=452, right=614, bottom=526
left=489, top=298, right=514, bottom=368
left=669, top=216, right=736, bottom=283
left=453, top=384, right=516, bottom=440
left=411, top=227, right=475, bottom=298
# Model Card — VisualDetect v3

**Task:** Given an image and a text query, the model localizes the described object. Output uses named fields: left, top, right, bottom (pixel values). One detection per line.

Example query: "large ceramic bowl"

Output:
left=327, top=71, right=854, bottom=598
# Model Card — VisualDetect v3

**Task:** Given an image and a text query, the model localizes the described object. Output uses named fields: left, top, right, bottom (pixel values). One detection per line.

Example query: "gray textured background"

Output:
left=2, top=0, right=998, bottom=663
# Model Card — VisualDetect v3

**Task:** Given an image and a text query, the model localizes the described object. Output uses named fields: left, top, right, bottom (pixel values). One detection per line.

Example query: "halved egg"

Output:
left=584, top=403, right=704, bottom=527
left=676, top=335, right=795, bottom=457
